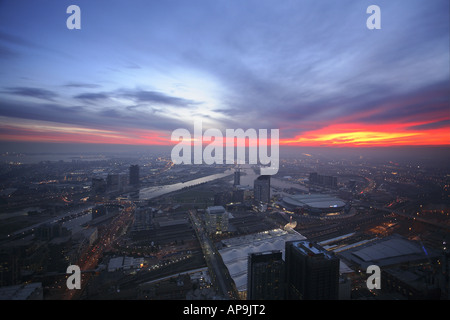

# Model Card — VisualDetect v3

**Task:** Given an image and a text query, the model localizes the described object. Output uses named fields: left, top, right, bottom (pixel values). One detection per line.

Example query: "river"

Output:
left=139, top=169, right=235, bottom=200
left=139, top=166, right=308, bottom=200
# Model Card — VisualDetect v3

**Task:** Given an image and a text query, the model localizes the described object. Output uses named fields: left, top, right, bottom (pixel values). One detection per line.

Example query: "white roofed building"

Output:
left=280, top=193, right=347, bottom=216
left=218, top=228, right=306, bottom=296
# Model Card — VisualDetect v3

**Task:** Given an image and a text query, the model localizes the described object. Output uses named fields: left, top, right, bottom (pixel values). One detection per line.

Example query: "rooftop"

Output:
left=338, top=234, right=439, bottom=268
left=218, top=228, right=306, bottom=292
left=0, top=282, right=43, bottom=300
left=289, top=240, right=336, bottom=259
left=206, top=206, right=226, bottom=214
left=282, top=194, right=345, bottom=209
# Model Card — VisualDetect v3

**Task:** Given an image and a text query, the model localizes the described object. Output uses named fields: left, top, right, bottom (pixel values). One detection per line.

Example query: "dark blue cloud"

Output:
left=63, top=82, right=102, bottom=89
left=0, top=97, right=187, bottom=133
left=2, top=87, right=58, bottom=101
left=410, top=120, right=450, bottom=131
left=119, top=89, right=200, bottom=107
left=74, top=92, right=109, bottom=101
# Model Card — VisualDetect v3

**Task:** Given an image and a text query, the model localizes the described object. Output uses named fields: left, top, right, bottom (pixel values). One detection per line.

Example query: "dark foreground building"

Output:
left=247, top=250, right=284, bottom=300
left=285, top=240, right=339, bottom=300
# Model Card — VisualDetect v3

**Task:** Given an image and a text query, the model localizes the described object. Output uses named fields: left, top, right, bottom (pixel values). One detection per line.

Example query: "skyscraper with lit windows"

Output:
left=247, top=250, right=284, bottom=300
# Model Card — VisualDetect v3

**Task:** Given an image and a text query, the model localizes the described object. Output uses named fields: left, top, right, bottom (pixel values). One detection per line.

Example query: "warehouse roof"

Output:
left=282, top=194, right=345, bottom=209
left=339, top=234, right=438, bottom=269
left=218, top=228, right=306, bottom=292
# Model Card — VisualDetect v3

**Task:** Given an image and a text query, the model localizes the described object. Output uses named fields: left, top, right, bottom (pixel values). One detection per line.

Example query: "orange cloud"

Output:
left=1, top=116, right=449, bottom=148
left=281, top=122, right=450, bottom=147
left=0, top=117, right=171, bottom=146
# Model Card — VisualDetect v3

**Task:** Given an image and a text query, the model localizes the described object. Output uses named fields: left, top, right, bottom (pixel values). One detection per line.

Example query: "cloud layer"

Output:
left=0, top=0, right=448, bottom=147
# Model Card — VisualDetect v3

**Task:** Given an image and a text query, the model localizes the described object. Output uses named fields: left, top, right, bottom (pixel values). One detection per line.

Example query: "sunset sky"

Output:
left=0, top=0, right=449, bottom=149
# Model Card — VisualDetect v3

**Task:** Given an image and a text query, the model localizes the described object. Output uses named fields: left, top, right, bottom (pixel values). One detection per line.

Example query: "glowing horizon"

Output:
left=1, top=115, right=449, bottom=148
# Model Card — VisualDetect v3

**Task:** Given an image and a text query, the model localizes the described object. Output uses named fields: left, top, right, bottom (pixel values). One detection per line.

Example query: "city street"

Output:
left=189, top=210, right=238, bottom=299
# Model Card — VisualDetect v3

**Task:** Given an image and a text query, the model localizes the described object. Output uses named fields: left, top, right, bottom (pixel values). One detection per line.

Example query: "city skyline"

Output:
left=1, top=1, right=449, bottom=303
left=0, top=0, right=449, bottom=149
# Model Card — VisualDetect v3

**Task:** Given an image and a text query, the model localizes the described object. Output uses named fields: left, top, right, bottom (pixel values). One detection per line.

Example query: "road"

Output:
left=65, top=201, right=135, bottom=299
left=188, top=210, right=238, bottom=299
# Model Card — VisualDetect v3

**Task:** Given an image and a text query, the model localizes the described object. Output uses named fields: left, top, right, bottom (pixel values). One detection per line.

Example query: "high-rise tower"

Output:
left=129, top=164, right=140, bottom=186
left=285, top=240, right=339, bottom=300
left=247, top=250, right=284, bottom=300
left=254, top=175, right=270, bottom=203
